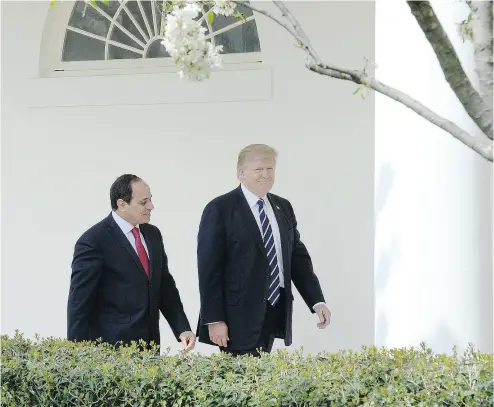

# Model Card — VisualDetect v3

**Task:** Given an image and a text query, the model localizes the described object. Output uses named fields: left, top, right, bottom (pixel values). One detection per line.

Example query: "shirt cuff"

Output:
left=206, top=321, right=223, bottom=325
left=312, top=302, right=326, bottom=311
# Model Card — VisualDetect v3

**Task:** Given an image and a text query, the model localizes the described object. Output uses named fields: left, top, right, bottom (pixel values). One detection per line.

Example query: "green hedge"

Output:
left=1, top=332, right=492, bottom=407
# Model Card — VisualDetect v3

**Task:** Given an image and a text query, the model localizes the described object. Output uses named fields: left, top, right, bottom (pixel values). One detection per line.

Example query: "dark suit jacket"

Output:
left=67, top=213, right=191, bottom=346
left=196, top=185, right=325, bottom=351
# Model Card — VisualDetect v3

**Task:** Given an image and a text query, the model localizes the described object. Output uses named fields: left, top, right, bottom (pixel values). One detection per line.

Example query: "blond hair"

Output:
left=237, top=144, right=278, bottom=170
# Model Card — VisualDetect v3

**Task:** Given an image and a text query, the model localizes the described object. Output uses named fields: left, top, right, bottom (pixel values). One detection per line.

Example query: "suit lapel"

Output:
left=267, top=194, right=290, bottom=278
left=107, top=215, right=148, bottom=279
left=235, top=187, right=269, bottom=261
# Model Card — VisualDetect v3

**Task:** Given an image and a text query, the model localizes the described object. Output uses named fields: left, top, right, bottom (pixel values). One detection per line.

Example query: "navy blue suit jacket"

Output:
left=67, top=213, right=191, bottom=346
left=197, top=186, right=325, bottom=350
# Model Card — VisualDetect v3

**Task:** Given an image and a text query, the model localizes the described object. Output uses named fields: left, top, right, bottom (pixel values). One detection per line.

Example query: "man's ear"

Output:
left=117, top=199, right=127, bottom=211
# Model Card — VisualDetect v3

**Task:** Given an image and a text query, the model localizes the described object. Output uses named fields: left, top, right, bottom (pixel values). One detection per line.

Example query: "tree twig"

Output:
left=233, top=1, right=307, bottom=53
left=234, top=1, right=356, bottom=78
left=271, top=1, right=321, bottom=64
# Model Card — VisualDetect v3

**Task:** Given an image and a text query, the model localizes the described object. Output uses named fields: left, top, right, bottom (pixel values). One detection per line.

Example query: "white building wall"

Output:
left=375, top=0, right=493, bottom=354
left=1, top=1, right=376, bottom=355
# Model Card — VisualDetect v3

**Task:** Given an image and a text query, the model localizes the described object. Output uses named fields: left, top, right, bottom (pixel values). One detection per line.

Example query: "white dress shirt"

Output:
left=241, top=183, right=285, bottom=287
left=112, top=211, right=149, bottom=257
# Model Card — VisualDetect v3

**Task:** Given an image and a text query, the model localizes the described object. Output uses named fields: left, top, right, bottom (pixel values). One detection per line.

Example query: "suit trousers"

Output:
left=221, top=289, right=286, bottom=357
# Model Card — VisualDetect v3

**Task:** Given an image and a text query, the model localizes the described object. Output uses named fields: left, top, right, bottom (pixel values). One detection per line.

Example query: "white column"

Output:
left=374, top=0, right=493, bottom=354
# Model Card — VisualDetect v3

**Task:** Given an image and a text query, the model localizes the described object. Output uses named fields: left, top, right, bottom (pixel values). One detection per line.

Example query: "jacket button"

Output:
left=149, top=284, right=153, bottom=289
left=263, top=298, right=266, bottom=303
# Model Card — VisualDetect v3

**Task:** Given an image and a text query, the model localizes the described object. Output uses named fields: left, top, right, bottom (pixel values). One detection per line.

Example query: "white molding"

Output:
left=49, top=51, right=263, bottom=77
left=27, top=67, right=272, bottom=108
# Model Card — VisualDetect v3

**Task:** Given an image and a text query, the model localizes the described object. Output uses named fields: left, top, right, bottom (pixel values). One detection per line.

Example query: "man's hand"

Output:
left=179, top=331, right=196, bottom=353
left=208, top=322, right=229, bottom=347
left=314, top=304, right=331, bottom=329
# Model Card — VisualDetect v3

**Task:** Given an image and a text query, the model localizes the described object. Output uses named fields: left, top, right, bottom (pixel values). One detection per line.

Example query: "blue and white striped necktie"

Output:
left=257, top=198, right=281, bottom=306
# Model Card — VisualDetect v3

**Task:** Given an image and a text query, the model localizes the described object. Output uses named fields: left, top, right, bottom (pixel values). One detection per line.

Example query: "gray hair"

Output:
left=237, top=144, right=278, bottom=170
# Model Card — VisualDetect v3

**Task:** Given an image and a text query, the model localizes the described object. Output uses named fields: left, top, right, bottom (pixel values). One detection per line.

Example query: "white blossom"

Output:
left=162, top=1, right=228, bottom=81
left=211, top=0, right=237, bottom=17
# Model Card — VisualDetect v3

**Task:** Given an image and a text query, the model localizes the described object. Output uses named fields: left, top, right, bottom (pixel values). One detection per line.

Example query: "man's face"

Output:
left=238, top=154, right=276, bottom=197
left=117, top=180, right=154, bottom=226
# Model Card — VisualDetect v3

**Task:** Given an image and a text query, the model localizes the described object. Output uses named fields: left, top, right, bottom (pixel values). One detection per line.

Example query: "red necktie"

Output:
left=131, top=227, right=150, bottom=278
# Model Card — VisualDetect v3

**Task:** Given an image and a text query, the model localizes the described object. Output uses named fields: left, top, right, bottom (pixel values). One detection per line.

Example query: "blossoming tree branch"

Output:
left=158, top=0, right=493, bottom=162
left=59, top=0, right=493, bottom=161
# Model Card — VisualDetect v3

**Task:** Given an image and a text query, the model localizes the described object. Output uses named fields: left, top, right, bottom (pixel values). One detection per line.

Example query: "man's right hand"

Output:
left=208, top=322, right=229, bottom=347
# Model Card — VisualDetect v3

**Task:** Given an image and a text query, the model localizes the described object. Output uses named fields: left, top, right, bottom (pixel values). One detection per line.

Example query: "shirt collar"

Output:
left=112, top=211, right=138, bottom=235
left=240, top=183, right=267, bottom=210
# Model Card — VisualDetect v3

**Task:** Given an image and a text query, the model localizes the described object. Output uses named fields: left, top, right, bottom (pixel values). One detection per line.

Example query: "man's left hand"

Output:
left=179, top=331, right=196, bottom=353
left=314, top=304, right=331, bottom=329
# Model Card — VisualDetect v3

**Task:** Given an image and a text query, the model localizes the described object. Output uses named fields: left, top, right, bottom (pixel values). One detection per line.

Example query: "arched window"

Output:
left=37, top=0, right=269, bottom=104
left=61, top=1, right=261, bottom=62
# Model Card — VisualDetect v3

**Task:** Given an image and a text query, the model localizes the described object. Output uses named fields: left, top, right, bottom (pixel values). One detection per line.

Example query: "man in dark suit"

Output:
left=197, top=144, right=331, bottom=356
left=67, top=174, right=196, bottom=352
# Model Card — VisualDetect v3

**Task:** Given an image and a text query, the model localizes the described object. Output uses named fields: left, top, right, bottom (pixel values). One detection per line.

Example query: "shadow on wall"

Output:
left=374, top=162, right=471, bottom=354
left=374, top=233, right=401, bottom=346
left=375, top=162, right=395, bottom=218
left=374, top=161, right=397, bottom=347
left=428, top=324, right=461, bottom=355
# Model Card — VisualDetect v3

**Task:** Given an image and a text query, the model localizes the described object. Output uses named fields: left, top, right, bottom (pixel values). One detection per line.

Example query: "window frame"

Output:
left=39, top=0, right=263, bottom=78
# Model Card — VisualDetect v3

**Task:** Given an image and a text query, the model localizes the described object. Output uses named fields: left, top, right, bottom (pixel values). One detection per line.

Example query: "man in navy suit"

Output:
left=196, top=144, right=331, bottom=356
left=67, top=174, right=196, bottom=352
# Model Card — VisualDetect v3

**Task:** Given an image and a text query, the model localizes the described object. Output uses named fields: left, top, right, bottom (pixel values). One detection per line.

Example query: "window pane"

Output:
left=151, top=1, right=165, bottom=35
left=110, top=24, right=145, bottom=51
left=140, top=0, right=156, bottom=33
left=68, top=1, right=111, bottom=38
left=108, top=44, right=142, bottom=59
left=97, top=1, right=121, bottom=18
left=215, top=20, right=261, bottom=54
left=146, top=40, right=170, bottom=58
left=123, top=1, right=153, bottom=40
left=210, top=3, right=253, bottom=32
left=62, top=30, right=105, bottom=61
